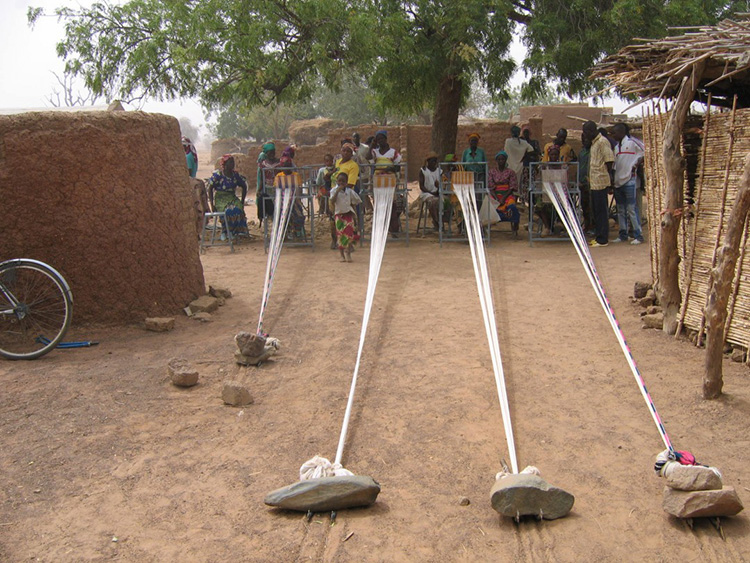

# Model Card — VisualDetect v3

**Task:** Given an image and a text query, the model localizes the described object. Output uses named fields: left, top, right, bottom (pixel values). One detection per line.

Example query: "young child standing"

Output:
left=316, top=154, right=335, bottom=217
left=329, top=172, right=362, bottom=262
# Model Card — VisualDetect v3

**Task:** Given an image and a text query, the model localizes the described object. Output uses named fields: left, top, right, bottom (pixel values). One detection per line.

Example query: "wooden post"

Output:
left=659, top=61, right=706, bottom=334
left=677, top=93, right=712, bottom=337
left=703, top=153, right=750, bottom=399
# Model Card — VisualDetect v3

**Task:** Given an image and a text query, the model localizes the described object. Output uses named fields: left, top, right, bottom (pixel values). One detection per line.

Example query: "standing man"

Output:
left=611, top=122, right=644, bottom=245
left=352, top=132, right=370, bottom=167
left=578, top=133, right=593, bottom=233
left=504, top=126, right=533, bottom=184
left=584, top=121, right=615, bottom=248
left=542, top=128, right=576, bottom=162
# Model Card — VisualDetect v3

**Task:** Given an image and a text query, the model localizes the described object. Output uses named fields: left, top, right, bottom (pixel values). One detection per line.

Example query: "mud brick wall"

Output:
left=520, top=104, right=613, bottom=145
left=0, top=111, right=205, bottom=325
left=230, top=119, right=549, bottom=185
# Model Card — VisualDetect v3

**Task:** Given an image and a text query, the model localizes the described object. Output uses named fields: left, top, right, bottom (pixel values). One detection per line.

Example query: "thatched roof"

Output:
left=591, top=14, right=750, bottom=108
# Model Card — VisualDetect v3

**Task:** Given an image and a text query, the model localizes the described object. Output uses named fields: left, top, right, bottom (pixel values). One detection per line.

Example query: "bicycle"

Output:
left=0, top=258, right=73, bottom=360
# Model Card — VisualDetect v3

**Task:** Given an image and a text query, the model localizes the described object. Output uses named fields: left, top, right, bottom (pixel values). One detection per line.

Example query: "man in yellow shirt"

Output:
left=542, top=128, right=576, bottom=163
left=584, top=121, right=615, bottom=247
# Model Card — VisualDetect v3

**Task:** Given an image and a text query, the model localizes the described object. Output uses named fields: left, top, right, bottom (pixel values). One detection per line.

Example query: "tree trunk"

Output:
left=703, top=153, right=750, bottom=399
left=431, top=75, right=463, bottom=158
left=659, top=61, right=705, bottom=335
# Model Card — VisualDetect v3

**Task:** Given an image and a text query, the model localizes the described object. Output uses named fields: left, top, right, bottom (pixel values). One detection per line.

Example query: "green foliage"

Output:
left=521, top=0, right=745, bottom=98
left=31, top=0, right=746, bottom=139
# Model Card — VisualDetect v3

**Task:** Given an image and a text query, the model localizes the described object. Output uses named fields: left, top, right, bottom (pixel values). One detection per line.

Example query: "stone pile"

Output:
left=660, top=462, right=744, bottom=518
left=234, top=331, right=280, bottom=366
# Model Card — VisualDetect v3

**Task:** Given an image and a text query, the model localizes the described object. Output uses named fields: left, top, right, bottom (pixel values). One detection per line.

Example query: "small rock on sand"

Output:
left=188, top=295, right=220, bottom=314
left=168, top=358, right=199, bottom=387
left=222, top=381, right=253, bottom=406
left=634, top=281, right=652, bottom=299
left=145, top=317, right=175, bottom=332
left=209, top=285, right=233, bottom=299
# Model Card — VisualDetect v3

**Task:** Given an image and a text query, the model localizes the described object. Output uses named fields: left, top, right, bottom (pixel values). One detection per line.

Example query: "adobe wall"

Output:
left=0, top=111, right=205, bottom=325
left=520, top=104, right=613, bottom=144
left=234, top=120, right=546, bottom=184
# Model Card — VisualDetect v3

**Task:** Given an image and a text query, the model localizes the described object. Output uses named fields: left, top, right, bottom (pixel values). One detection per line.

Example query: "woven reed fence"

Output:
left=643, top=103, right=750, bottom=351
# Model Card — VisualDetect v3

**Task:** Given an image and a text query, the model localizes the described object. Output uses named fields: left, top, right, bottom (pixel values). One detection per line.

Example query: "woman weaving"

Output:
left=207, top=154, right=250, bottom=239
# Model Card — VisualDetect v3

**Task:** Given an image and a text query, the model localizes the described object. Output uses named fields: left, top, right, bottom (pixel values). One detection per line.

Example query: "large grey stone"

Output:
left=145, top=317, right=175, bottom=332
left=642, top=312, right=664, bottom=329
left=490, top=474, right=574, bottom=520
left=662, top=486, right=744, bottom=518
left=634, top=281, right=652, bottom=299
left=222, top=381, right=253, bottom=406
left=168, top=358, right=199, bottom=387
left=665, top=465, right=723, bottom=491
left=188, top=295, right=220, bottom=314
left=265, top=475, right=380, bottom=512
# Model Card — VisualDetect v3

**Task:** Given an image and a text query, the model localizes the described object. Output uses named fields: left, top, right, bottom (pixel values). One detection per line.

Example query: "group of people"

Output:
left=187, top=119, right=645, bottom=254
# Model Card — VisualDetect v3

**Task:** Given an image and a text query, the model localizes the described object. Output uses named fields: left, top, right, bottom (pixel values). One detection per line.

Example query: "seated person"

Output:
left=535, top=145, right=571, bottom=236
left=488, top=151, right=520, bottom=238
left=206, top=155, right=249, bottom=239
left=418, top=151, right=450, bottom=230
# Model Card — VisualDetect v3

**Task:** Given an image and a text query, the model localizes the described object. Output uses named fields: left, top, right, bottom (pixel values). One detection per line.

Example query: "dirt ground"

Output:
left=1, top=183, right=749, bottom=561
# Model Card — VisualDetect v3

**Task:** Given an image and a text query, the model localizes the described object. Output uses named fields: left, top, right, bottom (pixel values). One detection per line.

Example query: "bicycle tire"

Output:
left=0, top=259, right=73, bottom=360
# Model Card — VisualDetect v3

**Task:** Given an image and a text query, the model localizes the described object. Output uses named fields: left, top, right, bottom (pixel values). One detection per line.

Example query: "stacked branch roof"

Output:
left=596, top=15, right=750, bottom=350
left=591, top=15, right=750, bottom=108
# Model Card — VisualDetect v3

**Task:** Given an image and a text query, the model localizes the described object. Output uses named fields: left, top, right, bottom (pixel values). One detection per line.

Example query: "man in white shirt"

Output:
left=612, top=122, right=644, bottom=245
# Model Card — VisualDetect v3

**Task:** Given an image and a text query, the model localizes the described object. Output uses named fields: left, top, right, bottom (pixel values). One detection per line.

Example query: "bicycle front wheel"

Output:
left=0, top=259, right=73, bottom=360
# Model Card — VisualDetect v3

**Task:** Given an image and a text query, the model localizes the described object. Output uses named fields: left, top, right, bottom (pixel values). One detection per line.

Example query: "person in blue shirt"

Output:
left=182, top=136, right=198, bottom=178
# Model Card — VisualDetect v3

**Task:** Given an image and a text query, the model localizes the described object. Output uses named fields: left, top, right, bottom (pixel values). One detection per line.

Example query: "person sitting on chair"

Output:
left=418, top=151, right=446, bottom=231
left=207, top=154, right=249, bottom=239
left=488, top=151, right=520, bottom=239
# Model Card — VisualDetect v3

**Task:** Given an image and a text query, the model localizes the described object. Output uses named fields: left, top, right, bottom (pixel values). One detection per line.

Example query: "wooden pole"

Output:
left=703, top=153, right=750, bottom=399
left=659, top=61, right=706, bottom=335
left=724, top=214, right=750, bottom=336
left=698, top=95, right=738, bottom=346
left=677, top=93, right=712, bottom=337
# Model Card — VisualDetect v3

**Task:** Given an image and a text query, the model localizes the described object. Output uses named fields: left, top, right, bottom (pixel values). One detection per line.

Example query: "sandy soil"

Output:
left=1, top=185, right=749, bottom=561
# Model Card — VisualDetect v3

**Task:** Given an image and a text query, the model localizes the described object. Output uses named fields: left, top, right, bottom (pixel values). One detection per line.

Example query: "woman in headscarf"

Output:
left=369, top=130, right=404, bottom=235
left=488, top=151, right=520, bottom=238
left=461, top=132, right=487, bottom=185
left=182, top=136, right=198, bottom=178
left=257, top=142, right=280, bottom=220
left=273, top=155, right=306, bottom=240
left=206, top=154, right=249, bottom=239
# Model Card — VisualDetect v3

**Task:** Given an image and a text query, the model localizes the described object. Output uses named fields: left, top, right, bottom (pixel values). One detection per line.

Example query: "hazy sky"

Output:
left=1, top=0, right=630, bottom=141
left=0, top=0, right=209, bottom=133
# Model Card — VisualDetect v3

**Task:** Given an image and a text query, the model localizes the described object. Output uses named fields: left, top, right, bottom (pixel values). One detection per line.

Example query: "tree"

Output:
left=30, top=0, right=743, bottom=156
left=178, top=116, right=200, bottom=142
left=462, top=84, right=570, bottom=121
left=46, top=71, right=102, bottom=107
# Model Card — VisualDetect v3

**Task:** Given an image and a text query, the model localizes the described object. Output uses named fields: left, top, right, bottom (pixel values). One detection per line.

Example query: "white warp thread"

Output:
left=452, top=181, right=519, bottom=474
left=299, top=455, right=354, bottom=481
left=541, top=180, right=671, bottom=450
left=334, top=181, right=395, bottom=466
left=256, top=181, right=295, bottom=335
